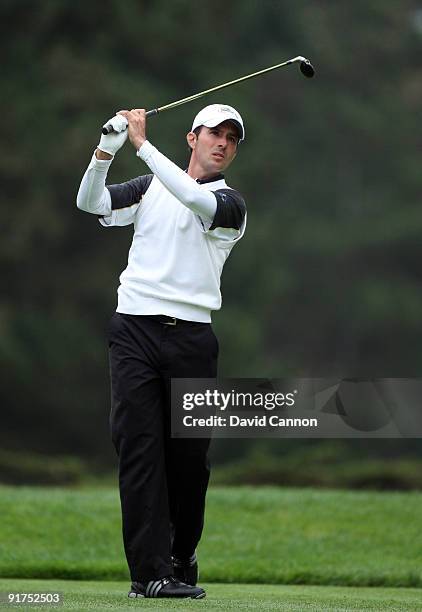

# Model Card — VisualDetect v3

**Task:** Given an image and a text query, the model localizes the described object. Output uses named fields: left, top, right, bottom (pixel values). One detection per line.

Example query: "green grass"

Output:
left=0, top=486, right=421, bottom=588
left=0, top=579, right=421, bottom=611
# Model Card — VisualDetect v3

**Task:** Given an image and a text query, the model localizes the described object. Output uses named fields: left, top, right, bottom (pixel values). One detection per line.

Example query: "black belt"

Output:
left=148, top=314, right=178, bottom=326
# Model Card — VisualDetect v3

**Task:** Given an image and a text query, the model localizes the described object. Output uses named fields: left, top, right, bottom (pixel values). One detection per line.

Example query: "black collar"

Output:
left=184, top=169, right=225, bottom=184
left=195, top=173, right=224, bottom=184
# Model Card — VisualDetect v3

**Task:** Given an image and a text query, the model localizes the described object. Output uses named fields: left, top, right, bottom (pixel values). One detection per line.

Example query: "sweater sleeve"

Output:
left=107, top=174, right=153, bottom=209
left=210, top=189, right=246, bottom=230
left=137, top=140, right=217, bottom=222
left=76, top=152, right=113, bottom=216
left=76, top=152, right=153, bottom=227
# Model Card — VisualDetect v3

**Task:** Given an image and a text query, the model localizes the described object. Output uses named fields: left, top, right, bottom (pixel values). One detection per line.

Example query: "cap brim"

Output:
left=201, top=116, right=244, bottom=141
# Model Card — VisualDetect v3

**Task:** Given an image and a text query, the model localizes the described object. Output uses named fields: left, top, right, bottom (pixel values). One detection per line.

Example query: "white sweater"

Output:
left=76, top=141, right=246, bottom=322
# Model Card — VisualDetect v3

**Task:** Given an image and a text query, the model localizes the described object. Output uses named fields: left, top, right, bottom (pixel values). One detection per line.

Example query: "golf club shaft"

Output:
left=153, top=56, right=308, bottom=113
left=102, top=56, right=310, bottom=134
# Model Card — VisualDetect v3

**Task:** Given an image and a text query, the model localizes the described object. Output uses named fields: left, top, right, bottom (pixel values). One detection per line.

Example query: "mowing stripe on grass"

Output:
left=0, top=486, right=421, bottom=587
left=0, top=579, right=421, bottom=611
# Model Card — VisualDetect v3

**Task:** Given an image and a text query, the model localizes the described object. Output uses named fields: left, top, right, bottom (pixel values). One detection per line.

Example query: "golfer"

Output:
left=76, top=104, right=246, bottom=599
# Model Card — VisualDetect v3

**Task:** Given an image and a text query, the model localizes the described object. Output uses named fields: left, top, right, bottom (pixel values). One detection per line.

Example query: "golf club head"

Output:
left=300, top=59, right=315, bottom=78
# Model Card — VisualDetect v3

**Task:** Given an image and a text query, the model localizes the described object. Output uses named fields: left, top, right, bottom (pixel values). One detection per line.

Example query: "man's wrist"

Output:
left=133, top=137, right=146, bottom=151
left=96, top=148, right=113, bottom=160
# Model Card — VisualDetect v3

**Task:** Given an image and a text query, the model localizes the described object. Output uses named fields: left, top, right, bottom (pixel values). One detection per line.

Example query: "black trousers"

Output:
left=107, top=312, right=218, bottom=582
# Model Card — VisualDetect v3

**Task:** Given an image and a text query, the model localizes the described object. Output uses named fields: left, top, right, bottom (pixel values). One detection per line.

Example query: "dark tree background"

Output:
left=1, top=0, right=422, bottom=481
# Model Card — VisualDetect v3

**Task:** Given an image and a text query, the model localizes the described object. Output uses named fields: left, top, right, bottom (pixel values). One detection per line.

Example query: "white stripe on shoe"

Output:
left=146, top=580, right=162, bottom=597
left=146, top=578, right=171, bottom=598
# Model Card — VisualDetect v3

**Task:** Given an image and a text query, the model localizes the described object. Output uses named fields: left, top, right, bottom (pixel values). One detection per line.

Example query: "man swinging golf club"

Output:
left=76, top=103, right=247, bottom=599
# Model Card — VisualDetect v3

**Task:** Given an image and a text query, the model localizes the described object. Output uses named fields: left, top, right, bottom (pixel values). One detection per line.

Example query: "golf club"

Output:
left=102, top=55, right=315, bottom=134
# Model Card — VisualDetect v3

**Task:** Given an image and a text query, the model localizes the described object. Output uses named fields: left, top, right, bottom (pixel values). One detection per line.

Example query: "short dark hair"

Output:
left=188, top=126, right=203, bottom=156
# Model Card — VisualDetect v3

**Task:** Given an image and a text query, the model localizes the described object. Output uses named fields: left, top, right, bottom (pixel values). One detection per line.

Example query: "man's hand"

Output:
left=97, top=114, right=128, bottom=158
left=117, top=109, right=146, bottom=151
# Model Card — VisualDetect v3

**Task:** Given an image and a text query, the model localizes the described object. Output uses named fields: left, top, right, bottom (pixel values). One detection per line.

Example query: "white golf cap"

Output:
left=191, top=104, right=245, bottom=142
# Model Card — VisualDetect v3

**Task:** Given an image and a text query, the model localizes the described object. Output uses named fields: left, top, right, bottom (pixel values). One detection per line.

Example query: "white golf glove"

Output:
left=98, top=115, right=128, bottom=156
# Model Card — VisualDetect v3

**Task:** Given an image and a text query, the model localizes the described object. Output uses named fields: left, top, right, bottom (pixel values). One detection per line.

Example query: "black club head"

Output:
left=300, top=60, right=315, bottom=78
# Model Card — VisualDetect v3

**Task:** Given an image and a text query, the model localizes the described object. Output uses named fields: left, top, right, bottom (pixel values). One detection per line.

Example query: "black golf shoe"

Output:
left=172, top=553, right=199, bottom=586
left=128, top=576, right=205, bottom=599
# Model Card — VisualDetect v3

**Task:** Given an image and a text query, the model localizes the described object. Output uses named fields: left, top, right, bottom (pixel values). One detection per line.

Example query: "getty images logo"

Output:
left=182, top=389, right=298, bottom=411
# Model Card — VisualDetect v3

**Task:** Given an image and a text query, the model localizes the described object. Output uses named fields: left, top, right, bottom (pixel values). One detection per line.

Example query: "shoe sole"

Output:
left=128, top=592, right=206, bottom=599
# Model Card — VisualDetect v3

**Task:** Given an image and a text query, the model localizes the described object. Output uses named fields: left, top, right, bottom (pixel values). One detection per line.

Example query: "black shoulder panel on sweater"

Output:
left=106, top=174, right=153, bottom=210
left=209, top=189, right=246, bottom=230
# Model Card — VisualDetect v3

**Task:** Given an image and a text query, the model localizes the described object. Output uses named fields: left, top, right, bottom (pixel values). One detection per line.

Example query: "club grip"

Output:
left=101, top=108, right=159, bottom=135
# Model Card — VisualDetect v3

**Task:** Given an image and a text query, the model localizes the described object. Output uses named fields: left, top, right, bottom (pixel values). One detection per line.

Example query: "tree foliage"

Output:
left=2, top=0, right=422, bottom=465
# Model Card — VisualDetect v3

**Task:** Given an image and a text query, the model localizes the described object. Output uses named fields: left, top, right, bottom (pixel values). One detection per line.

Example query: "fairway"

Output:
left=1, top=486, right=421, bottom=588
left=0, top=579, right=421, bottom=611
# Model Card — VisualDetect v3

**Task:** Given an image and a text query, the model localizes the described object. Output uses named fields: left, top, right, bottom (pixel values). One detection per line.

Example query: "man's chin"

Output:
left=208, top=159, right=227, bottom=173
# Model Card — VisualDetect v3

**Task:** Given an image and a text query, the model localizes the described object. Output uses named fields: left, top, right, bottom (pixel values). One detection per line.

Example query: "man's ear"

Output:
left=186, top=131, right=197, bottom=151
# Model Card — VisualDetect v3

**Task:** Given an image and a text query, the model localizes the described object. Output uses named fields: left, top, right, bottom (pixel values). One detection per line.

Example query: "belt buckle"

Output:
left=164, top=317, right=177, bottom=326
